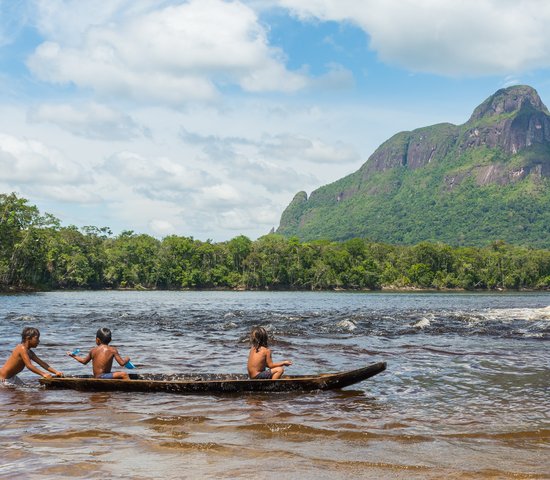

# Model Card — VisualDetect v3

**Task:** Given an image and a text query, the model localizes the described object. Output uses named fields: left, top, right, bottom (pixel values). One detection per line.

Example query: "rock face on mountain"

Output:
left=277, top=85, right=550, bottom=247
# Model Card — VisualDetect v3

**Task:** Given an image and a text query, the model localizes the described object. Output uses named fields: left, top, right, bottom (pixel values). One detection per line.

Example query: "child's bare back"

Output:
left=89, top=344, right=125, bottom=378
left=248, top=345, right=270, bottom=378
left=247, top=327, right=292, bottom=380
left=68, top=327, right=130, bottom=380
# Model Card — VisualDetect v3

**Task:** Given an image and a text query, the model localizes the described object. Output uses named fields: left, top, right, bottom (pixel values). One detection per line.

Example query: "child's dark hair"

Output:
left=22, top=327, right=40, bottom=342
left=250, top=326, right=269, bottom=352
left=96, top=327, right=112, bottom=345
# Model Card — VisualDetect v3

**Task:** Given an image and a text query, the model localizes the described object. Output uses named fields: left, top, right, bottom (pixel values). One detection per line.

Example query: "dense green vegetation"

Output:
left=278, top=144, right=550, bottom=247
left=277, top=86, right=550, bottom=247
left=2, top=193, right=550, bottom=292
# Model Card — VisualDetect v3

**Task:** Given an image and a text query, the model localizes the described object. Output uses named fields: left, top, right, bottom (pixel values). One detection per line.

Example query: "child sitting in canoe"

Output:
left=67, top=327, right=131, bottom=380
left=247, top=326, right=292, bottom=379
left=0, top=327, right=63, bottom=385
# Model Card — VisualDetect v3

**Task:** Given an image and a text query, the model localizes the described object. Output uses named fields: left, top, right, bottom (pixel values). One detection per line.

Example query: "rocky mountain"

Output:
left=276, top=85, right=550, bottom=247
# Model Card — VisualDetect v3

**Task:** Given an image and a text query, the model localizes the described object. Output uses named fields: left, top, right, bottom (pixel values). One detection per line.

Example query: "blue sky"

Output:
left=1, top=0, right=550, bottom=240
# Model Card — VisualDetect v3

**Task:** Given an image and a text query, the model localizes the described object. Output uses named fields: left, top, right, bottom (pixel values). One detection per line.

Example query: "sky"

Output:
left=2, top=0, right=550, bottom=241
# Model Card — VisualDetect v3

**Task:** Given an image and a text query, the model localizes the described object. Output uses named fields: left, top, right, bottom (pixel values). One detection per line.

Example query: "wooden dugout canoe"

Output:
left=39, top=362, right=386, bottom=394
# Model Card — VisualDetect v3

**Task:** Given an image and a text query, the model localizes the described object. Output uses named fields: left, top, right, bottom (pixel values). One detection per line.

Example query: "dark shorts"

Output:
left=98, top=373, right=114, bottom=379
left=254, top=369, right=272, bottom=379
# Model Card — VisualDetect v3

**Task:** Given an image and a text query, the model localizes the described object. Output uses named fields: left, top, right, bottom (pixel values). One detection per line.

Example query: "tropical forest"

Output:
left=2, top=192, right=550, bottom=292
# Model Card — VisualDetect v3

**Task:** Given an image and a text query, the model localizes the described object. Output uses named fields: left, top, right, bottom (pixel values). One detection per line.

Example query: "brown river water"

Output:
left=1, top=291, right=549, bottom=479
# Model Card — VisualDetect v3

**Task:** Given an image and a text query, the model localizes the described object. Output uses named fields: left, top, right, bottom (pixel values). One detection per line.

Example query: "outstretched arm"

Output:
left=21, top=348, right=53, bottom=378
left=67, top=350, right=92, bottom=365
left=30, top=351, right=63, bottom=376
left=265, top=349, right=292, bottom=368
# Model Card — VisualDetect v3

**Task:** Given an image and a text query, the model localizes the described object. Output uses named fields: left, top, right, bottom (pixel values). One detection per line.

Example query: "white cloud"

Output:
left=180, top=128, right=357, bottom=193
left=217, top=204, right=279, bottom=232
left=201, top=183, right=244, bottom=207
left=32, top=0, right=137, bottom=44
left=239, top=60, right=308, bottom=93
left=0, top=132, right=88, bottom=185
left=183, top=201, right=279, bottom=235
left=34, top=184, right=100, bottom=203
left=278, top=0, right=550, bottom=76
left=101, top=193, right=189, bottom=236
left=149, top=219, right=176, bottom=236
left=228, top=157, right=316, bottom=193
left=101, top=151, right=214, bottom=201
left=259, top=133, right=360, bottom=165
left=27, top=103, right=148, bottom=140
left=28, top=0, right=308, bottom=105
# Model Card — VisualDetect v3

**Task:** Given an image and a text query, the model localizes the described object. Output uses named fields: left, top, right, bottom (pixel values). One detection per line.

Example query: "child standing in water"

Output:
left=247, top=326, right=292, bottom=379
left=0, top=327, right=63, bottom=385
left=68, top=327, right=131, bottom=380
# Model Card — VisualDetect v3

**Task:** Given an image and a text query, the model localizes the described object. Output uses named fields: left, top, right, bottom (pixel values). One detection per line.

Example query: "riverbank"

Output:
left=2, top=284, right=548, bottom=294
left=0, top=285, right=513, bottom=294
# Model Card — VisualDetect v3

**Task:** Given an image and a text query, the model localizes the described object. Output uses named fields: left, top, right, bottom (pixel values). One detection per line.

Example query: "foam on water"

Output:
left=412, top=318, right=431, bottom=329
left=336, top=319, right=357, bottom=332
left=482, top=305, right=550, bottom=322
left=14, top=315, right=36, bottom=322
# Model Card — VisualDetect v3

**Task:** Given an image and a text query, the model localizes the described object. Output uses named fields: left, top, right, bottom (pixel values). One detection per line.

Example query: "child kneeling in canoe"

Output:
left=248, top=326, right=292, bottom=379
left=67, top=327, right=131, bottom=380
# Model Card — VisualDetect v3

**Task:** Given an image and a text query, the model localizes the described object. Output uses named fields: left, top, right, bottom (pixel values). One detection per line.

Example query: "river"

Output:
left=0, top=291, right=548, bottom=479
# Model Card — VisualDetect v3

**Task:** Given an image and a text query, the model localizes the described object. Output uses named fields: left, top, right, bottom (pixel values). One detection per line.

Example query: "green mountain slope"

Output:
left=277, top=85, right=550, bottom=247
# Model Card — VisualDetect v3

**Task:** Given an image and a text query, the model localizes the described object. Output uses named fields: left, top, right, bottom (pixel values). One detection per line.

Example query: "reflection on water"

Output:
left=1, top=291, right=549, bottom=479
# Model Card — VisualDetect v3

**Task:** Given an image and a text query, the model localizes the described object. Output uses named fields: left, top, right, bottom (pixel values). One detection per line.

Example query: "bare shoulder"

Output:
left=15, top=344, right=28, bottom=356
left=249, top=346, right=267, bottom=358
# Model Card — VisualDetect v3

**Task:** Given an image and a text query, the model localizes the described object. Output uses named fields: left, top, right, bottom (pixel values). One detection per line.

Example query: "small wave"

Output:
left=238, top=422, right=340, bottom=437
left=26, top=429, right=130, bottom=441
left=483, top=306, right=550, bottom=322
left=336, top=319, right=357, bottom=332
left=412, top=318, right=430, bottom=329
left=157, top=441, right=226, bottom=452
left=237, top=423, right=431, bottom=443
left=142, top=415, right=209, bottom=426
left=445, top=428, right=550, bottom=441
left=14, top=315, right=36, bottom=322
left=517, top=331, right=545, bottom=338
left=12, top=407, right=82, bottom=415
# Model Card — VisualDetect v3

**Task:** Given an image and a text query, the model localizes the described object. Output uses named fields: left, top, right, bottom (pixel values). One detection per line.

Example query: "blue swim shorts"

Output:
left=254, top=369, right=272, bottom=379
left=98, top=373, right=114, bottom=379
